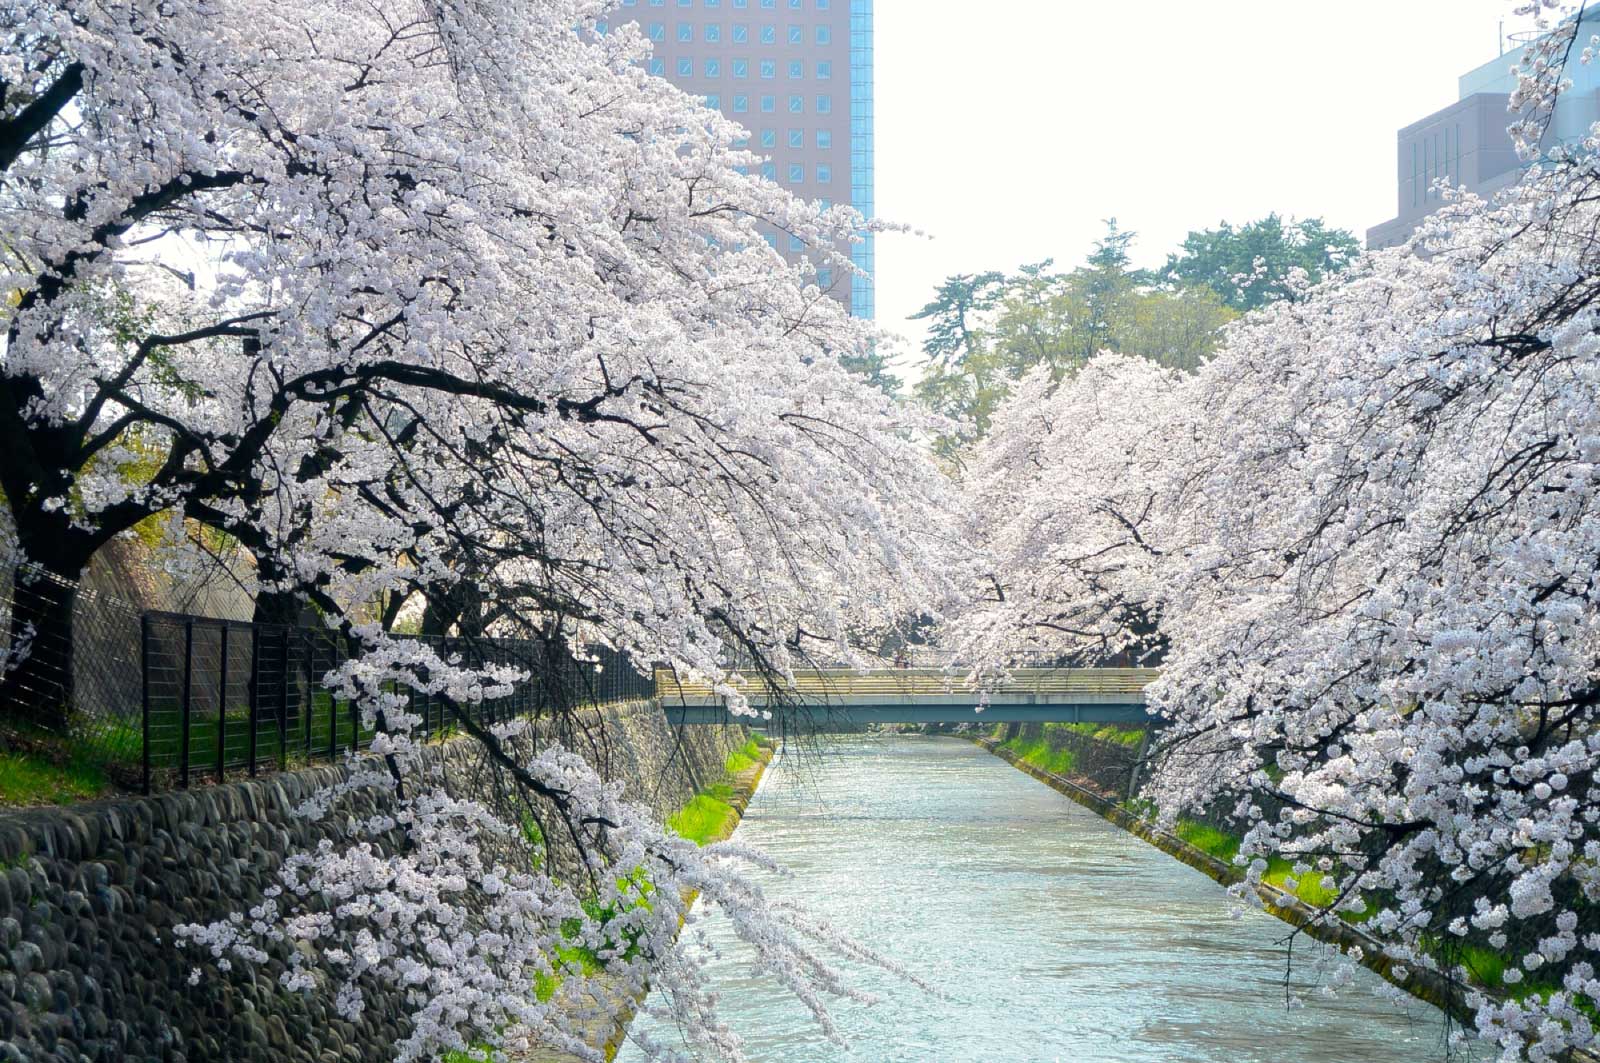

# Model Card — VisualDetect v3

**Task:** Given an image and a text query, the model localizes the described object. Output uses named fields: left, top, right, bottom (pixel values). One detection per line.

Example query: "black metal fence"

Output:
left=139, top=611, right=653, bottom=793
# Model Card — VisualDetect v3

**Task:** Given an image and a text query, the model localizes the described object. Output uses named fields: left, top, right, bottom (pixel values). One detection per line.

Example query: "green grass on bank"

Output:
left=723, top=736, right=763, bottom=776
left=0, top=737, right=113, bottom=807
left=991, top=722, right=1147, bottom=779
left=1000, top=733, right=1077, bottom=776
left=667, top=791, right=740, bottom=845
left=1060, top=722, right=1148, bottom=748
left=667, top=735, right=771, bottom=847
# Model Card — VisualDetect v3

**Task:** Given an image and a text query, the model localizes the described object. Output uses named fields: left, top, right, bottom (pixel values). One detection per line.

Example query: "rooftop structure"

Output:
left=1367, top=10, right=1600, bottom=249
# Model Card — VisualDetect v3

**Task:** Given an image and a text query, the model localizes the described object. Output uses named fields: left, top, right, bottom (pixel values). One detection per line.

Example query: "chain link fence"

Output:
left=1, top=564, right=149, bottom=784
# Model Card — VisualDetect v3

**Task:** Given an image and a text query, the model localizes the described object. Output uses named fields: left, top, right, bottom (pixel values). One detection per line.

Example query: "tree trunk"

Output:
left=250, top=556, right=309, bottom=736
left=1, top=559, right=82, bottom=732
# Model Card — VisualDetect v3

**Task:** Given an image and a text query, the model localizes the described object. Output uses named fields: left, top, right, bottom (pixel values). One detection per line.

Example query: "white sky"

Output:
left=872, top=0, right=1539, bottom=377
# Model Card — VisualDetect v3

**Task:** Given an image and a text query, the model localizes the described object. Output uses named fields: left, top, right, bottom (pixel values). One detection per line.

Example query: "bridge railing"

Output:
left=653, top=666, right=1159, bottom=702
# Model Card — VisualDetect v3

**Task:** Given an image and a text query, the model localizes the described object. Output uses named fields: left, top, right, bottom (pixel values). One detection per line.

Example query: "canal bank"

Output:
left=521, top=736, right=776, bottom=1063
left=618, top=735, right=1474, bottom=1063
left=972, top=729, right=1600, bottom=1063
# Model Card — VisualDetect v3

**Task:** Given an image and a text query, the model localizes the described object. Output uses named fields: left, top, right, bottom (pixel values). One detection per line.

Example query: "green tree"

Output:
left=909, top=270, right=1008, bottom=431
left=839, top=346, right=902, bottom=395
left=911, top=222, right=1237, bottom=447
left=1162, top=214, right=1358, bottom=312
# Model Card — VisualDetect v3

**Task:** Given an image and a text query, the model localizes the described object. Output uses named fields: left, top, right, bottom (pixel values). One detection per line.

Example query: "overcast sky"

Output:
left=872, top=0, right=1540, bottom=376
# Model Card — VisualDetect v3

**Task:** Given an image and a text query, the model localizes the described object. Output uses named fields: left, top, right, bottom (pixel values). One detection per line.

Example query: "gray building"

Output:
left=605, top=0, right=876, bottom=318
left=1369, top=11, right=1600, bottom=249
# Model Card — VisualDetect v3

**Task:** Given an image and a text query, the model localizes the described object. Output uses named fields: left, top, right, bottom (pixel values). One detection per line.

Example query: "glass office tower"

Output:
left=609, top=0, right=875, bottom=319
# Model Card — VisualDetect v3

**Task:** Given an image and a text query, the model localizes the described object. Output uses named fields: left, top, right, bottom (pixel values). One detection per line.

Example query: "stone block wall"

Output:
left=1012, top=722, right=1147, bottom=800
left=0, top=702, right=746, bottom=1063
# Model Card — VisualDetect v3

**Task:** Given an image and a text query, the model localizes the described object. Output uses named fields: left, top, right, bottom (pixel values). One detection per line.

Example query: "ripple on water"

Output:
left=618, top=736, right=1484, bottom=1063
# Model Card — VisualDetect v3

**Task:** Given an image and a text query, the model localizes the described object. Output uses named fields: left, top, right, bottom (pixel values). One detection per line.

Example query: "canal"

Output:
left=619, top=735, right=1479, bottom=1063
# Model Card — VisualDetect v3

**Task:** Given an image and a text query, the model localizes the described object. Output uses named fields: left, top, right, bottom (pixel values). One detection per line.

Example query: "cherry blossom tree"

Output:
left=3, top=0, right=960, bottom=1056
left=949, top=355, right=1187, bottom=673
left=958, top=160, right=1600, bottom=1063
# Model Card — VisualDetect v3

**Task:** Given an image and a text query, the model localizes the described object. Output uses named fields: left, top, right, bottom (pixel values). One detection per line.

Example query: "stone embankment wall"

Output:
left=1002, top=722, right=1145, bottom=799
left=0, top=701, right=746, bottom=1063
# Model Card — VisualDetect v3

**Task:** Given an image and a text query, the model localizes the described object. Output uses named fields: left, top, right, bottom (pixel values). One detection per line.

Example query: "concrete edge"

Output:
left=594, top=741, right=776, bottom=1062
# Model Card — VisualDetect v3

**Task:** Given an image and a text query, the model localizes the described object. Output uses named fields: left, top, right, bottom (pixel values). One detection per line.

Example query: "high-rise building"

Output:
left=1368, top=11, right=1600, bottom=249
left=608, top=0, right=875, bottom=318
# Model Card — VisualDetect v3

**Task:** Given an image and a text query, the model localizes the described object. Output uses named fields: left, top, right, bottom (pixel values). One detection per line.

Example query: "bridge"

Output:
left=655, top=667, right=1158, bottom=726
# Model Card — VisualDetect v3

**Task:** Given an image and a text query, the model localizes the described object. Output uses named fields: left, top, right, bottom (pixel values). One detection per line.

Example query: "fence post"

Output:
left=278, top=628, right=289, bottom=773
left=179, top=619, right=194, bottom=790
left=247, top=625, right=259, bottom=778
left=302, top=632, right=313, bottom=760
left=140, top=614, right=152, bottom=795
left=1126, top=727, right=1151, bottom=804
left=216, top=624, right=229, bottom=784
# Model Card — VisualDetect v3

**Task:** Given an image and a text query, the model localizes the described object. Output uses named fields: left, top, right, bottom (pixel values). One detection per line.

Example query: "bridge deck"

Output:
left=656, top=667, right=1160, bottom=725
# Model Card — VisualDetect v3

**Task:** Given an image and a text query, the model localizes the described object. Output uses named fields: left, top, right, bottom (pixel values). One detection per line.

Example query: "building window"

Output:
left=761, top=0, right=775, bottom=7
left=706, top=0, right=721, bottom=5
left=677, top=22, right=692, bottom=41
left=788, top=94, right=803, bottom=113
left=759, top=59, right=775, bottom=78
left=765, top=233, right=778, bottom=248
left=788, top=163, right=804, bottom=182
left=788, top=24, right=803, bottom=44
left=788, top=128, right=803, bottom=148
left=733, top=0, right=747, bottom=6
left=650, top=0, right=664, bottom=5
left=595, top=20, right=608, bottom=33
left=678, top=0, right=691, bottom=6
left=760, top=24, right=776, bottom=43
left=761, top=162, right=776, bottom=179
left=816, top=60, right=831, bottom=79
left=705, top=58, right=720, bottom=77
left=732, top=58, right=748, bottom=78
left=817, top=0, right=829, bottom=8
left=648, top=21, right=665, bottom=39
left=788, top=60, right=803, bottom=79
left=705, top=93, right=720, bottom=108
left=733, top=94, right=748, bottom=112
left=760, top=94, right=775, bottom=112
left=761, top=128, right=776, bottom=147
left=732, top=23, right=748, bottom=42
left=816, top=129, right=831, bottom=148
left=817, top=163, right=832, bottom=182
left=705, top=23, right=721, bottom=41
left=789, top=233, right=804, bottom=251
left=816, top=94, right=831, bottom=114
left=816, top=25, right=831, bottom=44
left=677, top=57, right=693, bottom=77
left=648, top=57, right=665, bottom=75
left=818, top=267, right=832, bottom=287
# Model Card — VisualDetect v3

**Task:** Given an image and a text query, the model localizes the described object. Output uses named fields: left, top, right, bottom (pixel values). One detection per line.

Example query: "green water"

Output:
left=619, top=735, right=1480, bottom=1063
